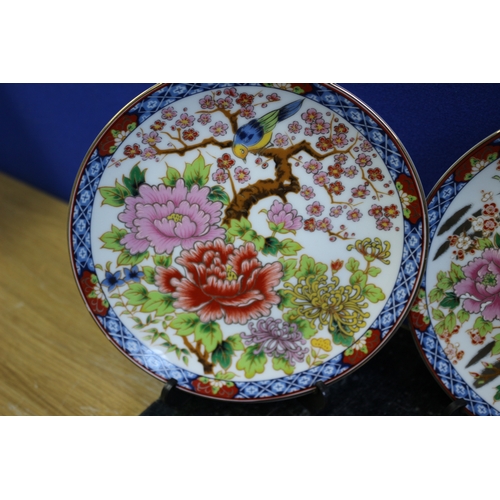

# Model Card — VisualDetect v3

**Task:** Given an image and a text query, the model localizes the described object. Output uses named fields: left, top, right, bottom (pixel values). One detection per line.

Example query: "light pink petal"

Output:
left=120, top=232, right=150, bottom=254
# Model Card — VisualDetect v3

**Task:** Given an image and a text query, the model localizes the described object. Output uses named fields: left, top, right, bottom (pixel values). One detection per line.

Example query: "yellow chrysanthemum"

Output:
left=284, top=275, right=369, bottom=337
left=347, top=237, right=391, bottom=264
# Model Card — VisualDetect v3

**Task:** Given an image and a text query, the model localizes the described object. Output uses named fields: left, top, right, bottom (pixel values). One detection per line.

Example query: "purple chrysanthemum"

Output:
left=241, top=318, right=308, bottom=365
left=267, top=200, right=303, bottom=231
left=117, top=179, right=225, bottom=255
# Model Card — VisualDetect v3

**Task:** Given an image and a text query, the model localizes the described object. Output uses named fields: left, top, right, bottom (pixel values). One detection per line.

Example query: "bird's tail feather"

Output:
left=277, top=99, right=303, bottom=123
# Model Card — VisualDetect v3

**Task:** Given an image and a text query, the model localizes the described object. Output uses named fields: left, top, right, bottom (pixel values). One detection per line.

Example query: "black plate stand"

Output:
left=140, top=378, right=329, bottom=416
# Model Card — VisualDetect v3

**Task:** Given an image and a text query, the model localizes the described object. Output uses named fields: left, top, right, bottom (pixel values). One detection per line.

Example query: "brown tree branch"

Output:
left=154, top=136, right=233, bottom=157
left=222, top=140, right=345, bottom=225
left=182, top=336, right=214, bottom=375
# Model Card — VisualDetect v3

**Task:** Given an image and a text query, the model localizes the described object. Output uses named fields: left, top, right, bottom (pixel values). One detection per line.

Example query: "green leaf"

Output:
left=211, top=341, right=234, bottom=370
left=279, top=239, right=303, bottom=256
left=449, top=262, right=465, bottom=283
left=268, top=221, right=285, bottom=233
left=141, top=292, right=175, bottom=316
left=236, top=345, right=267, bottom=378
left=207, top=185, right=230, bottom=205
left=100, top=225, right=127, bottom=251
left=345, top=257, right=360, bottom=273
left=240, top=229, right=258, bottom=243
left=227, top=217, right=252, bottom=238
left=183, top=153, right=211, bottom=189
left=272, top=356, right=294, bottom=375
left=99, top=180, right=130, bottom=207
left=492, top=337, right=500, bottom=356
left=295, top=255, right=328, bottom=281
left=153, top=254, right=172, bottom=268
left=194, top=321, right=223, bottom=353
left=226, top=334, right=245, bottom=351
left=162, top=165, right=181, bottom=187
left=170, top=313, right=201, bottom=336
left=215, top=371, right=236, bottom=380
left=434, top=320, right=446, bottom=335
left=431, top=308, right=445, bottom=321
left=277, top=289, right=295, bottom=310
left=363, top=284, right=385, bottom=303
left=117, top=249, right=149, bottom=267
left=429, top=287, right=445, bottom=303
left=367, top=266, right=381, bottom=277
left=486, top=152, right=498, bottom=163
left=123, top=283, right=149, bottom=306
left=123, top=164, right=146, bottom=196
left=142, top=266, right=156, bottom=285
left=477, top=238, right=494, bottom=250
left=283, top=312, right=317, bottom=339
left=349, top=270, right=368, bottom=289
left=457, top=309, right=470, bottom=324
left=251, top=235, right=266, bottom=251
left=439, top=291, right=460, bottom=310
left=436, top=271, right=453, bottom=291
left=330, top=326, right=354, bottom=347
left=262, top=236, right=281, bottom=256
left=444, top=311, right=456, bottom=333
left=278, top=258, right=298, bottom=281
left=495, top=232, right=500, bottom=249
left=474, top=317, right=493, bottom=337
left=494, top=385, right=500, bottom=403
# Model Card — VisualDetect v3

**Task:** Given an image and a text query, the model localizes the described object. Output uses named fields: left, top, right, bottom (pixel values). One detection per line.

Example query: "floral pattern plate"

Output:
left=410, top=129, right=500, bottom=415
left=70, top=83, right=427, bottom=401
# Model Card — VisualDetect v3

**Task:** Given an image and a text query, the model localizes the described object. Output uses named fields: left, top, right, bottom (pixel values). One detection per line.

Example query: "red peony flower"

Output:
left=156, top=239, right=283, bottom=324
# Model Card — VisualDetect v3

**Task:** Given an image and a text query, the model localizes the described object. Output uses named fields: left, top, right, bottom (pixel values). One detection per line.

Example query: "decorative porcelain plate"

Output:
left=410, top=129, right=500, bottom=415
left=70, top=83, right=427, bottom=401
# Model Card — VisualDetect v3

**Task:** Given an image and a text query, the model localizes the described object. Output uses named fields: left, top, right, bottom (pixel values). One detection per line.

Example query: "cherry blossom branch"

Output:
left=154, top=136, right=233, bottom=157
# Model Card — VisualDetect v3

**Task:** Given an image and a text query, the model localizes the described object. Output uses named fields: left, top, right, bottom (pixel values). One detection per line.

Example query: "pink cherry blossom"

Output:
left=306, top=201, right=325, bottom=217
left=347, top=208, right=363, bottom=222
left=288, top=121, right=302, bottom=134
left=313, top=171, right=328, bottom=186
left=301, top=108, right=322, bottom=124
left=300, top=185, right=315, bottom=200
left=175, top=113, right=195, bottom=129
left=210, top=121, right=229, bottom=136
left=161, top=106, right=177, bottom=120
left=212, top=168, right=228, bottom=184
left=316, top=217, right=333, bottom=232
left=234, top=166, right=250, bottom=183
left=303, top=159, right=322, bottom=174
left=199, top=95, right=215, bottom=109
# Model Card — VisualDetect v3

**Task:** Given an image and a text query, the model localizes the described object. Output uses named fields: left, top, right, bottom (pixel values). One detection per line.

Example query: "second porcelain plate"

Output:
left=70, top=83, right=427, bottom=401
left=410, top=129, right=500, bottom=415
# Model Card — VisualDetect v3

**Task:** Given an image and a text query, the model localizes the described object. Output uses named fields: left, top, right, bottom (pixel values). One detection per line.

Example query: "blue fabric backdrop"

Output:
left=1, top=83, right=499, bottom=200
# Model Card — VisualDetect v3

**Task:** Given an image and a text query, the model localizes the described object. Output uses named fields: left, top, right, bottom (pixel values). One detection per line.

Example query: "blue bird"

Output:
left=232, top=99, right=303, bottom=162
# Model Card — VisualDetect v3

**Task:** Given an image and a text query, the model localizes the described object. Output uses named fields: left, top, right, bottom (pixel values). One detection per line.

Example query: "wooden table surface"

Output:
left=0, top=172, right=164, bottom=415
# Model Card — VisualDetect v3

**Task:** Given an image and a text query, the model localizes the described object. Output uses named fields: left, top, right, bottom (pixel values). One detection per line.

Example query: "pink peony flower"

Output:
left=267, top=200, right=303, bottom=230
left=454, top=248, right=500, bottom=321
left=117, top=179, right=225, bottom=255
